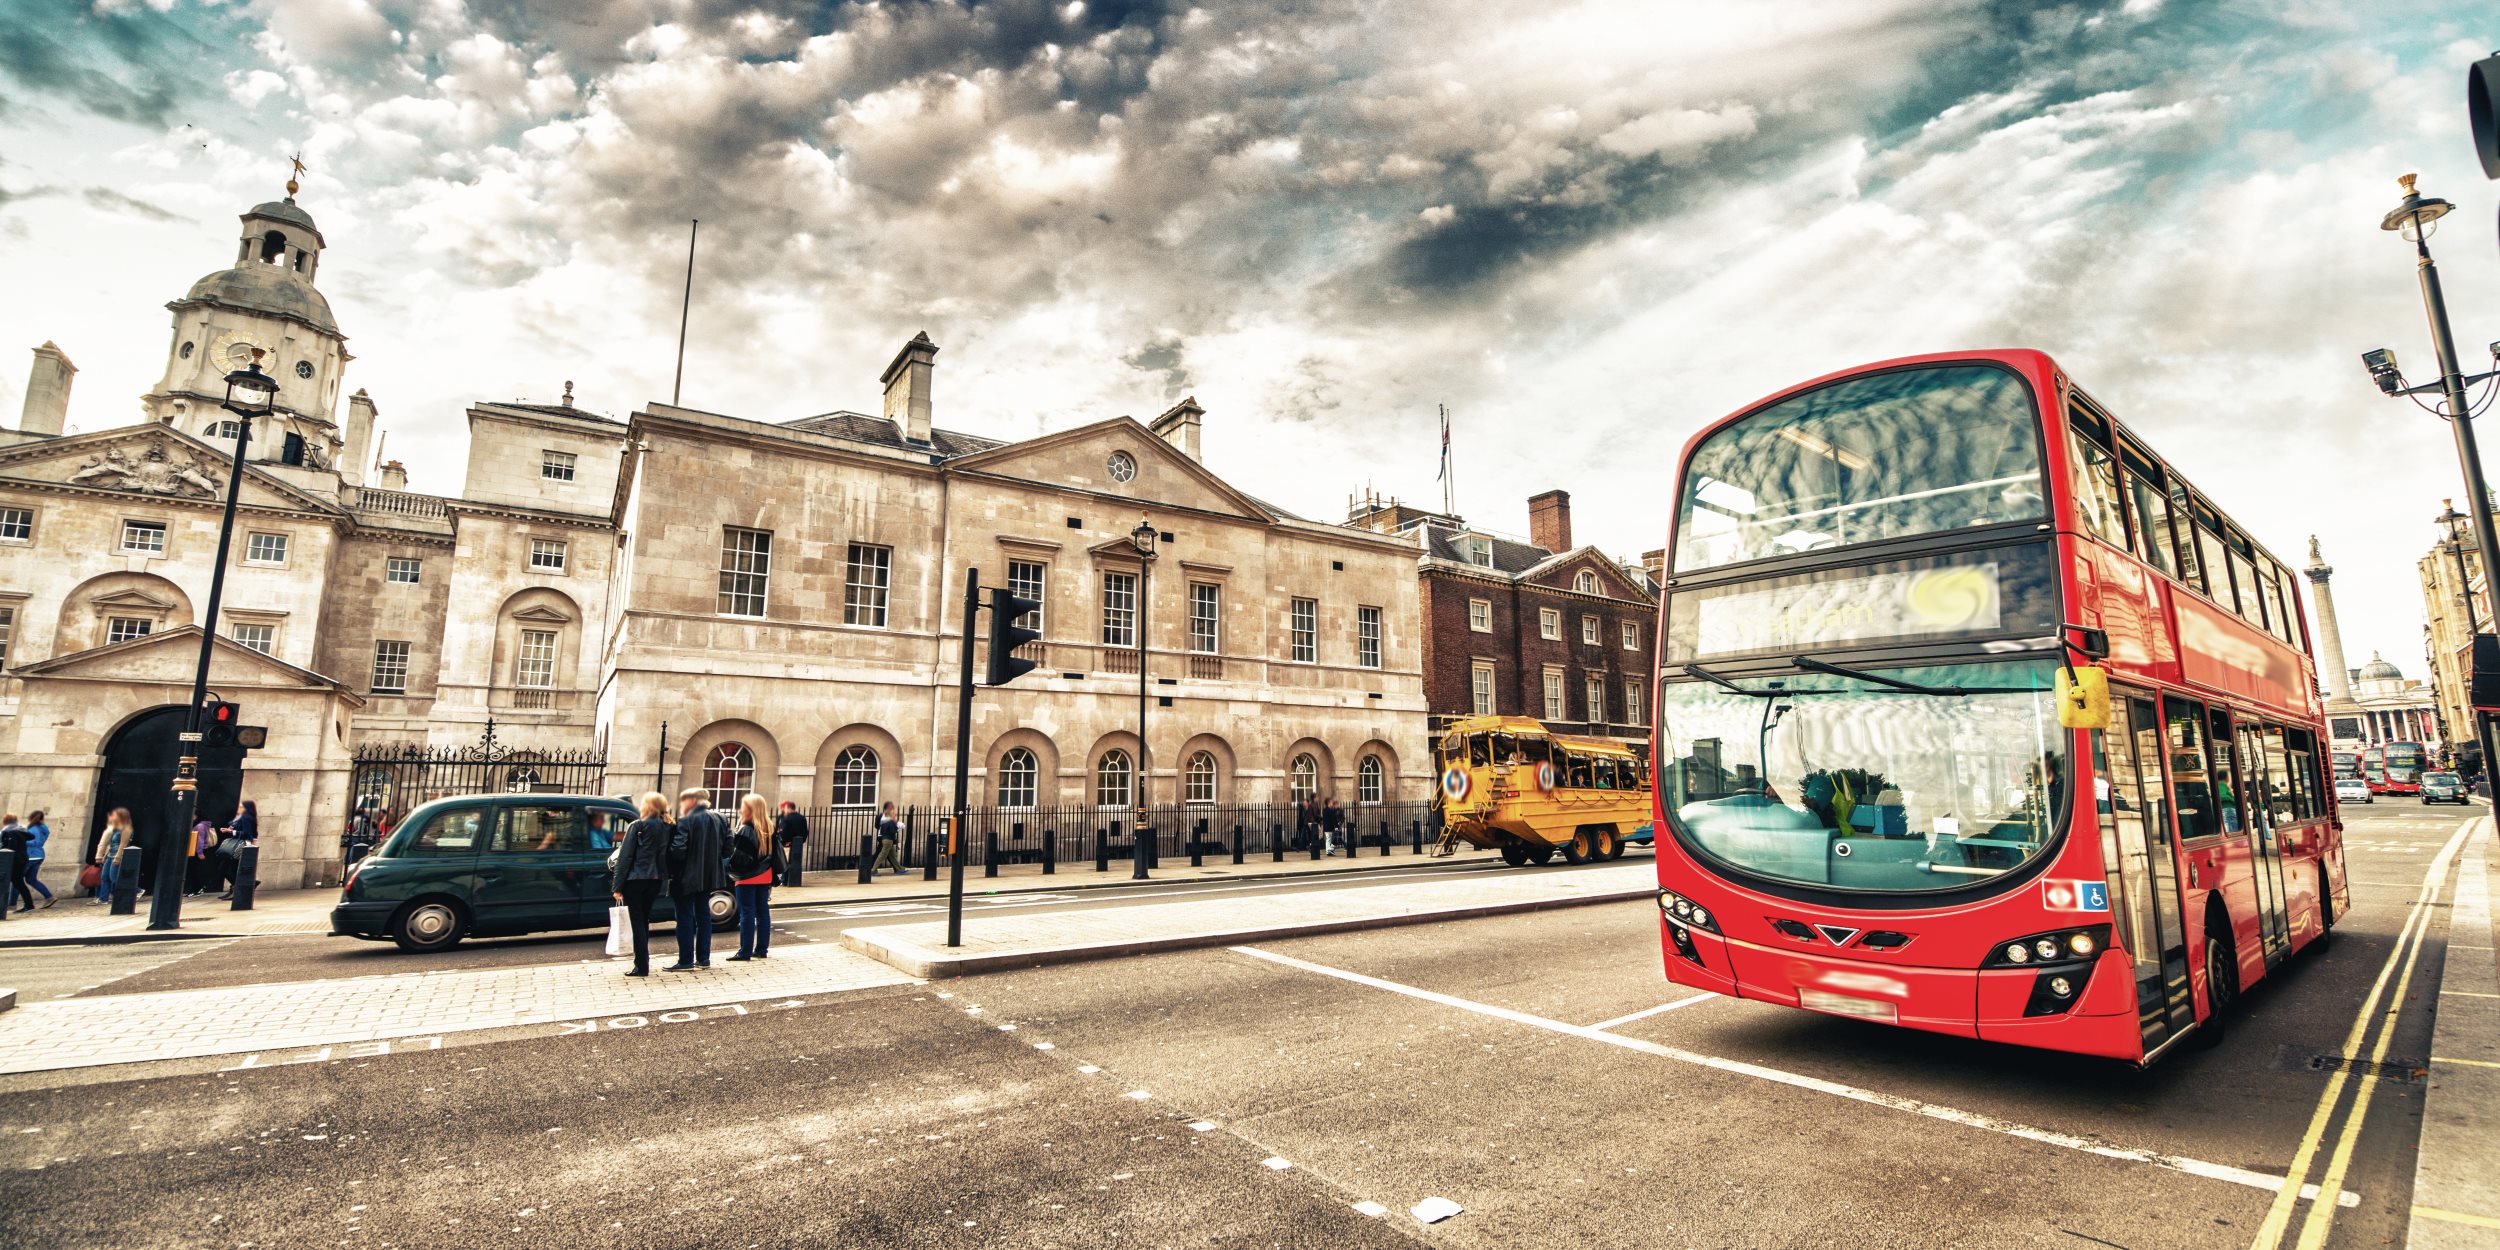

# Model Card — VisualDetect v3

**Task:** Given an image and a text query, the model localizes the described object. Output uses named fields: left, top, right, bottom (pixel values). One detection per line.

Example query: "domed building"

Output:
left=2324, top=650, right=2440, bottom=752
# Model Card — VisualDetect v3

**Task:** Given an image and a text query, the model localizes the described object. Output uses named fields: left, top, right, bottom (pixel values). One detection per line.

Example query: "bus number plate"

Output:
left=1798, top=988, right=1898, bottom=1023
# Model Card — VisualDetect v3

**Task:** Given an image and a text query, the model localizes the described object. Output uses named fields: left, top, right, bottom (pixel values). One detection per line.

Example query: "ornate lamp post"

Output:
left=149, top=351, right=277, bottom=929
left=1129, top=515, right=1157, bottom=877
left=2365, top=175, right=2500, bottom=798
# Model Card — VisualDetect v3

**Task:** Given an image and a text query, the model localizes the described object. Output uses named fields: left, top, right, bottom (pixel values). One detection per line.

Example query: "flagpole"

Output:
left=1439, top=404, right=1454, bottom=516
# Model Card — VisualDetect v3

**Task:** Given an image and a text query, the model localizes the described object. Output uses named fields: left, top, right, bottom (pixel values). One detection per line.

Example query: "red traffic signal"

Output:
left=204, top=700, right=241, bottom=746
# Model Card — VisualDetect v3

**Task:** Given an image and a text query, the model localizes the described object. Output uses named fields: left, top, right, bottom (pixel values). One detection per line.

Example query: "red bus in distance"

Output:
left=2363, top=746, right=2385, bottom=794
left=1653, top=349, right=2347, bottom=1064
left=2380, top=741, right=2425, bottom=795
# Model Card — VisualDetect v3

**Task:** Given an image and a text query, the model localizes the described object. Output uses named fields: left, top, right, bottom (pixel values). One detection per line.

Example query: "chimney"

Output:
left=17, top=341, right=75, bottom=436
left=377, top=459, right=409, bottom=490
left=1528, top=489, right=1573, bottom=552
left=880, top=330, right=938, bottom=445
left=1149, top=395, right=1204, bottom=462
left=1641, top=547, right=1667, bottom=584
left=341, top=389, right=378, bottom=487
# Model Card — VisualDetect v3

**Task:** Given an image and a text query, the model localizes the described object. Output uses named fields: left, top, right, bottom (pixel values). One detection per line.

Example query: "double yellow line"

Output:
left=2245, top=817, right=2480, bottom=1250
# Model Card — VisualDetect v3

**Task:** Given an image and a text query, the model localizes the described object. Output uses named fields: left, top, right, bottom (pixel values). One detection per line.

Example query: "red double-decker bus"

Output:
left=2380, top=741, right=2424, bottom=795
left=2362, top=746, right=2385, bottom=793
left=1653, top=350, right=2348, bottom=1063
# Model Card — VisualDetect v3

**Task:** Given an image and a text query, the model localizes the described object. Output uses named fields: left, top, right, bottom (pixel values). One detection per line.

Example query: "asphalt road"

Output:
left=0, top=855, right=1645, bottom=999
left=0, top=810, right=2472, bottom=1248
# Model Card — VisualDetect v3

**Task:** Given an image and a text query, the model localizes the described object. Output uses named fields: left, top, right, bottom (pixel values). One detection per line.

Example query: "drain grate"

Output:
left=2307, top=1053, right=2428, bottom=1083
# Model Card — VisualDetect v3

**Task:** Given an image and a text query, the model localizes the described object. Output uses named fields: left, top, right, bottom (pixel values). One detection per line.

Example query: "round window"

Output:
left=1107, top=451, right=1137, bottom=483
left=295, top=360, right=315, bottom=379
left=179, top=341, right=194, bottom=360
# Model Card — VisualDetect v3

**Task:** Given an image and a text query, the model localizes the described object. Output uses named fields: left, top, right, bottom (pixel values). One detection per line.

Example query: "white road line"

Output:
left=1230, top=944, right=2359, bottom=1209
left=1586, top=993, right=1719, bottom=1031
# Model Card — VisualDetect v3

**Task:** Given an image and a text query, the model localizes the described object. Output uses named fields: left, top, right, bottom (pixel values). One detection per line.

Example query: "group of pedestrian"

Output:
left=49, top=800, right=258, bottom=905
left=607, top=787, right=784, bottom=977
left=2, top=810, right=56, bottom=912
left=1295, top=795, right=1350, bottom=855
left=182, top=800, right=259, bottom=899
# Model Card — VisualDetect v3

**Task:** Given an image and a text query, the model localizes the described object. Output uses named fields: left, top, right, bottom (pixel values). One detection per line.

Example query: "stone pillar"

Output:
left=2305, top=537, right=2352, bottom=704
left=342, top=389, right=377, bottom=487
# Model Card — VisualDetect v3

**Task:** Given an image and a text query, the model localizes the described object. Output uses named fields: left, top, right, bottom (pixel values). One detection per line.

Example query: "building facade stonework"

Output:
left=0, top=188, right=1430, bottom=889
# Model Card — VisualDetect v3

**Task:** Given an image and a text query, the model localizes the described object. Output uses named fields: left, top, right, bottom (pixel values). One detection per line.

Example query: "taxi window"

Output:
left=499, top=806, right=590, bottom=854
left=404, top=806, right=491, bottom=855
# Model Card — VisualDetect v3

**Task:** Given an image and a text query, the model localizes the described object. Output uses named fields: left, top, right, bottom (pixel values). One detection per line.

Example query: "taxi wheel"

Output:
left=708, top=890, right=736, bottom=925
left=390, top=898, right=466, bottom=954
left=1499, top=845, right=1528, bottom=867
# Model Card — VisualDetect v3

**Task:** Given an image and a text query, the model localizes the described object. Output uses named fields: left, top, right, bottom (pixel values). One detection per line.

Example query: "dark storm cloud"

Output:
left=0, top=4, right=202, bottom=127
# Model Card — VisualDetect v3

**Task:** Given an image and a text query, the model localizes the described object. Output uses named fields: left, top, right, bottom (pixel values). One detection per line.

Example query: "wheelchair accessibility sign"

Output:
left=2042, top=880, right=2110, bottom=913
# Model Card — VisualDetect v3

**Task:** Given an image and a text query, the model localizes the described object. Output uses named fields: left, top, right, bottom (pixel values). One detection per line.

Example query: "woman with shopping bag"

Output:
left=608, top=792, right=674, bottom=976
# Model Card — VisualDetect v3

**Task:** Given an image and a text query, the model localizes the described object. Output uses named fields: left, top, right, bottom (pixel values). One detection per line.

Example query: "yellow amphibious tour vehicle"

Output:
left=1433, top=715, right=1653, bottom=865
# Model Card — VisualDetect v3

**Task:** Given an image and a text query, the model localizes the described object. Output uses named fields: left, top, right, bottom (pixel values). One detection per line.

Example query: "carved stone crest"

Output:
left=67, top=438, right=223, bottom=499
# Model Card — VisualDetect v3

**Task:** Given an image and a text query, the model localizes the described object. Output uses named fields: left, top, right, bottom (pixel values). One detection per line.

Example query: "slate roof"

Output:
left=178, top=263, right=341, bottom=336
left=781, top=410, right=1009, bottom=459
left=1419, top=523, right=1554, bottom=574
left=245, top=199, right=320, bottom=232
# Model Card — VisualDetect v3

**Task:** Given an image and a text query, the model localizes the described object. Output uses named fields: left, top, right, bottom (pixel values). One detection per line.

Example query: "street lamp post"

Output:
left=149, top=350, right=278, bottom=930
left=2371, top=175, right=2500, bottom=798
left=1129, top=516, right=1156, bottom=880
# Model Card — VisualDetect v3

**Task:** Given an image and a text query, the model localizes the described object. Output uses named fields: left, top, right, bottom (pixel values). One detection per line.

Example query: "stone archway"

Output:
left=90, top=705, right=244, bottom=872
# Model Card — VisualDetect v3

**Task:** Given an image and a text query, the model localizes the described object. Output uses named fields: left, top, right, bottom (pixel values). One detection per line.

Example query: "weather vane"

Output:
left=286, top=151, right=306, bottom=198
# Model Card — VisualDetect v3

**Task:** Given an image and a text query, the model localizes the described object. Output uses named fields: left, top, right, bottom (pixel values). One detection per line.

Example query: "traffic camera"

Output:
left=2362, top=348, right=2404, bottom=395
left=983, top=585, right=1044, bottom=686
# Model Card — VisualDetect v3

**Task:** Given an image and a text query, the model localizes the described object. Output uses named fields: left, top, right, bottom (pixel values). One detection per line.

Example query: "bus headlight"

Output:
left=2067, top=932, right=2097, bottom=958
left=1984, top=925, right=2112, bottom=970
left=1657, top=890, right=1719, bottom=934
left=2004, top=943, right=2032, bottom=965
left=2047, top=976, right=2076, bottom=998
left=2033, top=938, right=2061, bottom=961
left=1689, top=907, right=1710, bottom=927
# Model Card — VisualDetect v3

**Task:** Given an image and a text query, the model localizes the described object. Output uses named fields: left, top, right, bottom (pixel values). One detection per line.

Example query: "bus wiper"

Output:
left=1681, top=663, right=1785, bottom=697
left=1789, top=655, right=2039, bottom=697
left=1791, top=655, right=1968, bottom=696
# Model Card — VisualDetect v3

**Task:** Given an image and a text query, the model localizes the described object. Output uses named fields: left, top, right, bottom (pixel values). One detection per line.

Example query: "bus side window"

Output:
left=2163, top=696, right=2218, bottom=842
left=1468, top=735, right=1491, bottom=768
left=2167, top=480, right=2205, bottom=593
left=2067, top=420, right=2131, bottom=551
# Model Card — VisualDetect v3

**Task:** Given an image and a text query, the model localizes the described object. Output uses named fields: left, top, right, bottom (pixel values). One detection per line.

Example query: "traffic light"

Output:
left=203, top=700, right=241, bottom=746
left=2472, top=53, right=2498, bottom=180
left=983, top=585, right=1044, bottom=686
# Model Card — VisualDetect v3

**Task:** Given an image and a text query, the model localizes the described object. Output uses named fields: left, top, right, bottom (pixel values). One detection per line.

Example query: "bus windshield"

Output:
left=1656, top=658, right=2065, bottom=893
left=1675, top=364, right=2045, bottom=572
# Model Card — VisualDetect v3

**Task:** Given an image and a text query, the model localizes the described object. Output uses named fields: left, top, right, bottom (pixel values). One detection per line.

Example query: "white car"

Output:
left=2334, top=779, right=2373, bottom=805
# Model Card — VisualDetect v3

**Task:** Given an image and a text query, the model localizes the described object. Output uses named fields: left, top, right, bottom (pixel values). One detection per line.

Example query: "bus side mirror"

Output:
left=2058, top=666, right=2111, bottom=730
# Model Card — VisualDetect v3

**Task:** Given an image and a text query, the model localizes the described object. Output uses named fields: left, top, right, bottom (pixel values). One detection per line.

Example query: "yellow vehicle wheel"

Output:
left=1592, top=827, right=1619, bottom=860
left=1561, top=832, right=1591, bottom=865
left=1499, top=845, right=1528, bottom=867
left=1527, top=845, right=1555, bottom=866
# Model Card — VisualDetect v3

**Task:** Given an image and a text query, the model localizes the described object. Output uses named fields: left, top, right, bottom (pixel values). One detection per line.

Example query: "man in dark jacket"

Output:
left=667, top=789, right=730, bottom=970
left=772, top=802, right=809, bottom=886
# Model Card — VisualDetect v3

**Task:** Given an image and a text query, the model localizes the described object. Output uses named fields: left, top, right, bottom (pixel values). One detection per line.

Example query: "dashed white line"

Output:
left=1230, top=944, right=2360, bottom=1209
left=1587, top=993, right=1719, bottom=1032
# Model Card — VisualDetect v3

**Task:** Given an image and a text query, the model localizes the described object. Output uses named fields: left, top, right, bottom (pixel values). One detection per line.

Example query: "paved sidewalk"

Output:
left=0, top=940, right=917, bottom=1075
left=843, top=860, right=1658, bottom=977
left=0, top=843, right=1503, bottom=947
left=2409, top=821, right=2500, bottom=1246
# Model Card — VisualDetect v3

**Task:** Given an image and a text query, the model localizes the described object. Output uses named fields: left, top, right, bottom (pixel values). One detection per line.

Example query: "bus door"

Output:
left=2162, top=695, right=2226, bottom=1022
left=2100, top=693, right=2195, bottom=1048
left=2237, top=720, right=2293, bottom=967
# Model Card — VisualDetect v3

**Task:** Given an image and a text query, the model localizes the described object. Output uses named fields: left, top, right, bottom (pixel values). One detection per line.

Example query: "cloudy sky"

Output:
left=1, top=0, right=2495, bottom=680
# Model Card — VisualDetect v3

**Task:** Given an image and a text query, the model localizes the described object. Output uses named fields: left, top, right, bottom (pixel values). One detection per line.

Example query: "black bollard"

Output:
left=923, top=833, right=940, bottom=882
left=1411, top=820, right=1424, bottom=853
left=1095, top=828, right=1110, bottom=873
left=1043, top=828, right=1057, bottom=876
left=1231, top=823, right=1245, bottom=865
left=1131, top=823, right=1151, bottom=880
left=1271, top=821, right=1286, bottom=862
left=1310, top=824, right=1323, bottom=861
left=110, top=845, right=143, bottom=915
left=1189, top=829, right=1204, bottom=868
left=228, top=845, right=259, bottom=910
left=1146, top=826, right=1161, bottom=870
left=1377, top=820, right=1389, bottom=856
left=984, top=830, right=1000, bottom=879
left=857, top=834, right=875, bottom=884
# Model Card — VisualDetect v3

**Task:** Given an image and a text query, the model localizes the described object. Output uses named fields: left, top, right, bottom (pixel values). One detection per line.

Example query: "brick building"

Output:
left=1350, top=490, right=1658, bottom=746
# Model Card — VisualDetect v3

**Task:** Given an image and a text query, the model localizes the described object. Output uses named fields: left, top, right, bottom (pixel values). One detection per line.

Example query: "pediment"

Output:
left=512, top=604, right=573, bottom=623
left=1520, top=547, right=1655, bottom=602
left=16, top=624, right=353, bottom=697
left=946, top=417, right=1273, bottom=523
left=89, top=587, right=180, bottom=612
left=0, top=426, right=337, bottom=514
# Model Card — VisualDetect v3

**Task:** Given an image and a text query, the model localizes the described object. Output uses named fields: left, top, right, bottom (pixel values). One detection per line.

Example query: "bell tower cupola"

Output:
left=143, top=157, right=353, bottom=484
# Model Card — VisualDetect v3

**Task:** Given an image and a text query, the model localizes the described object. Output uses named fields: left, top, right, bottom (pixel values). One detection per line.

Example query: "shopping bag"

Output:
left=604, top=905, right=631, bottom=958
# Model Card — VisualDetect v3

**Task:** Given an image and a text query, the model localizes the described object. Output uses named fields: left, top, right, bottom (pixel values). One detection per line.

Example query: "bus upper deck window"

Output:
left=1467, top=735, right=1491, bottom=767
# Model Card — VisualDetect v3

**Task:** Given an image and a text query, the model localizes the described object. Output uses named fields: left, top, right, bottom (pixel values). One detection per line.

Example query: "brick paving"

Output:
left=843, top=860, right=1658, bottom=976
left=0, top=940, right=916, bottom=1074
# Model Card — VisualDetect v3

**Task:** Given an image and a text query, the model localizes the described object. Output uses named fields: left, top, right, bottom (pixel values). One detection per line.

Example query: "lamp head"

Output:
left=220, top=347, right=279, bottom=419
left=1128, top=514, right=1156, bottom=557
left=2381, top=173, right=2455, bottom=240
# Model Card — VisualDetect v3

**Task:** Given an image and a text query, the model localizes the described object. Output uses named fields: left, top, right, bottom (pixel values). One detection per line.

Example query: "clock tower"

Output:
left=142, top=175, right=351, bottom=476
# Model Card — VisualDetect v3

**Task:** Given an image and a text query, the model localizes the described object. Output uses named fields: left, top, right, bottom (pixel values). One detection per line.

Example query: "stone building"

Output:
left=1348, top=489, right=1657, bottom=746
left=2301, top=538, right=2437, bottom=751
left=2418, top=502, right=2489, bottom=764
left=0, top=184, right=1430, bottom=890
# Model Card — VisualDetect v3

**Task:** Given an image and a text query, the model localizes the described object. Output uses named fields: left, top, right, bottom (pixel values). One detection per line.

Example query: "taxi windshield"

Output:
left=1656, top=657, right=2065, bottom=893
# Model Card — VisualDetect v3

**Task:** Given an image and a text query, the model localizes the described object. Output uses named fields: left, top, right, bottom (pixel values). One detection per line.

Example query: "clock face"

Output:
left=223, top=339, right=258, bottom=367
left=1107, top=451, right=1138, bottom=483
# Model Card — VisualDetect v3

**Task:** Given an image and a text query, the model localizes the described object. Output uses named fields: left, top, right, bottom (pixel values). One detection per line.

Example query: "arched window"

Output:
left=830, top=745, right=879, bottom=808
left=1575, top=570, right=1598, bottom=593
left=505, top=766, right=543, bottom=793
left=705, top=743, right=754, bottom=812
left=1358, top=756, right=1384, bottom=805
left=1096, top=750, right=1133, bottom=808
left=207, top=419, right=243, bottom=442
left=998, top=747, right=1039, bottom=809
left=259, top=230, right=288, bottom=264
left=1290, top=753, right=1319, bottom=803
left=1185, top=751, right=1218, bottom=805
